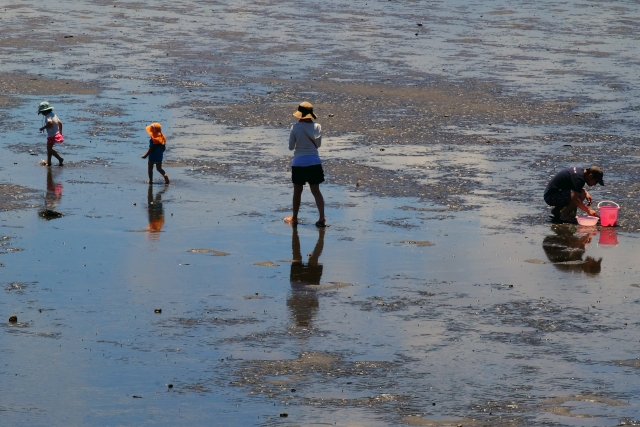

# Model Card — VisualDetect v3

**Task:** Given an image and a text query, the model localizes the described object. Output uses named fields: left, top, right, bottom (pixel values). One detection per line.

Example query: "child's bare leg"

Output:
left=47, top=145, right=63, bottom=165
left=46, top=145, right=53, bottom=166
left=156, top=163, right=169, bottom=184
left=309, top=184, right=325, bottom=224
left=148, top=162, right=154, bottom=183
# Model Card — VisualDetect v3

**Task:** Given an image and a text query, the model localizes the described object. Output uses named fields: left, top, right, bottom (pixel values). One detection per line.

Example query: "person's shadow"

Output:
left=287, top=227, right=325, bottom=328
left=542, top=225, right=602, bottom=276
left=146, top=185, right=167, bottom=240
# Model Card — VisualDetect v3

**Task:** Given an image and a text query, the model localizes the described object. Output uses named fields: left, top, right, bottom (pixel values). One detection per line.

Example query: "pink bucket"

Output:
left=598, top=201, right=619, bottom=227
left=598, top=228, right=618, bottom=246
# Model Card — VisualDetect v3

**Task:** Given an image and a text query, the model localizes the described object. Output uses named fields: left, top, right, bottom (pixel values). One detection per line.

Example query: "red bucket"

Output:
left=598, top=228, right=618, bottom=246
left=598, top=201, right=619, bottom=227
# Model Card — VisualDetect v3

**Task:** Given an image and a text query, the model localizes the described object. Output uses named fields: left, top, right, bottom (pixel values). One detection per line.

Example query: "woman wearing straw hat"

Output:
left=284, top=102, right=326, bottom=227
left=37, top=101, right=64, bottom=166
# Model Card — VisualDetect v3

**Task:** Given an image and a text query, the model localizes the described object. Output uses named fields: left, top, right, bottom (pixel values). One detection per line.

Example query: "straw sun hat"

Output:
left=292, top=101, right=317, bottom=120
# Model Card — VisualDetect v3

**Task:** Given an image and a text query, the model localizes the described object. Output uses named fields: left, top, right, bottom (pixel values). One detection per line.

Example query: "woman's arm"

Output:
left=288, top=127, right=296, bottom=151
left=314, top=124, right=322, bottom=148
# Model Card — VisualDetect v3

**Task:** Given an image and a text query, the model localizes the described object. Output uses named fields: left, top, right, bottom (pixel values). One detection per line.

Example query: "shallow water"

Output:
left=1, top=1, right=640, bottom=426
left=2, top=166, right=640, bottom=426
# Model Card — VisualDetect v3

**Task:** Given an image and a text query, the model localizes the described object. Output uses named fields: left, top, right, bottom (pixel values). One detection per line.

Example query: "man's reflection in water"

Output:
left=146, top=185, right=167, bottom=240
left=542, top=225, right=602, bottom=276
left=45, top=168, right=63, bottom=209
left=287, top=227, right=325, bottom=328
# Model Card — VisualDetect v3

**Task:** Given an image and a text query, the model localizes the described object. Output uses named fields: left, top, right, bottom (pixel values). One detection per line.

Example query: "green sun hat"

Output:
left=37, top=101, right=54, bottom=114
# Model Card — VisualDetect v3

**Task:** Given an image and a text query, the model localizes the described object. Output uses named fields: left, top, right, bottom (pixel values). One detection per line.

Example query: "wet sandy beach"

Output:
left=2, top=1, right=640, bottom=426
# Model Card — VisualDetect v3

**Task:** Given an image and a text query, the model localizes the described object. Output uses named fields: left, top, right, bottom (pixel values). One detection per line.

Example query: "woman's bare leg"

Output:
left=309, top=184, right=325, bottom=225
left=291, top=184, right=304, bottom=224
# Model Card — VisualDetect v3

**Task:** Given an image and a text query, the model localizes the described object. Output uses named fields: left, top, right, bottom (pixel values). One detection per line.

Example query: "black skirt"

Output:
left=291, top=164, right=325, bottom=185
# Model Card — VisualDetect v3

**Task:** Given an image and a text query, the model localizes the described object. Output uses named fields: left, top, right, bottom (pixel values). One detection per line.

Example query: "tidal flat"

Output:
left=1, top=1, right=640, bottom=426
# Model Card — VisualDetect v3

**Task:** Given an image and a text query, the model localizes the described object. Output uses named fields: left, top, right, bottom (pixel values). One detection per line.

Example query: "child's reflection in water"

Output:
left=45, top=168, right=63, bottom=209
left=146, top=185, right=167, bottom=240
left=542, top=225, right=602, bottom=276
left=287, top=227, right=325, bottom=328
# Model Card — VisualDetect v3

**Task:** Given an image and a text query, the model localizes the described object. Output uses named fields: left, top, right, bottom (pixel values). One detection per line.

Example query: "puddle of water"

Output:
left=1, top=163, right=639, bottom=425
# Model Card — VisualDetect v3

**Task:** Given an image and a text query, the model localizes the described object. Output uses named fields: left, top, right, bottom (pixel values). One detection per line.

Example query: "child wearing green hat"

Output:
left=37, top=101, right=64, bottom=166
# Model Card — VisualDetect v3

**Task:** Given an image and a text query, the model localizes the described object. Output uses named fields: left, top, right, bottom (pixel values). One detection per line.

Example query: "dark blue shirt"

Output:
left=148, top=139, right=165, bottom=163
left=544, top=167, right=585, bottom=196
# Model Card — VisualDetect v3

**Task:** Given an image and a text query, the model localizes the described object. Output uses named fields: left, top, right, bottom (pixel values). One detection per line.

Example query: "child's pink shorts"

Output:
left=46, top=132, right=64, bottom=146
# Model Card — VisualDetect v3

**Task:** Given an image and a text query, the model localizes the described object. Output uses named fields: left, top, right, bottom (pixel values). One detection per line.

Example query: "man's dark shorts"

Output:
left=544, top=189, right=571, bottom=208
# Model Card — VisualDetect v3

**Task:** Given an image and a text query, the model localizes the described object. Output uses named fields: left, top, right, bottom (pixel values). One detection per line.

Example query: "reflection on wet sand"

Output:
left=45, top=168, right=63, bottom=209
left=146, top=185, right=166, bottom=240
left=598, top=227, right=618, bottom=246
left=38, top=168, right=64, bottom=220
left=287, top=228, right=325, bottom=328
left=542, top=225, right=602, bottom=276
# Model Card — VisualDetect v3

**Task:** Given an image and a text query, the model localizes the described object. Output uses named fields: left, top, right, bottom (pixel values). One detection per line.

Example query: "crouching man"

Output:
left=544, top=166, right=604, bottom=223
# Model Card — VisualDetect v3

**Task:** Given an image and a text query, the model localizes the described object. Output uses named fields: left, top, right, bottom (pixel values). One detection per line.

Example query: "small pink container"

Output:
left=598, top=201, right=619, bottom=227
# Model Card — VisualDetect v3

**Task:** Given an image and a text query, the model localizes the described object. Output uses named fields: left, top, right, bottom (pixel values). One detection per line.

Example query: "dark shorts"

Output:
left=544, top=189, right=571, bottom=207
left=292, top=164, right=325, bottom=185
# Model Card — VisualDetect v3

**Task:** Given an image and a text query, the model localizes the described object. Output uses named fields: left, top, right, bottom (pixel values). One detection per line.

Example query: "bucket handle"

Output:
left=597, top=201, right=620, bottom=209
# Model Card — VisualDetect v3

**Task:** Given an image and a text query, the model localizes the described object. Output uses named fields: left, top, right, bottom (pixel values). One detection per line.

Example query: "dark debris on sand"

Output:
left=0, top=184, right=40, bottom=212
left=181, top=156, right=475, bottom=211
left=0, top=73, right=99, bottom=98
left=201, top=78, right=586, bottom=146
left=38, top=209, right=64, bottom=220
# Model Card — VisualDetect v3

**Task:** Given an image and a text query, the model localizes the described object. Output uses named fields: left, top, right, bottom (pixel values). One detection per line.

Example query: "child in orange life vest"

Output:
left=141, top=122, right=170, bottom=184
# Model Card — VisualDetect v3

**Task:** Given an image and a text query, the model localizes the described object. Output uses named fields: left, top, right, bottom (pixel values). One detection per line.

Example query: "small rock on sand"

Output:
left=254, top=261, right=279, bottom=267
left=399, top=240, right=435, bottom=247
left=188, top=248, right=230, bottom=256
